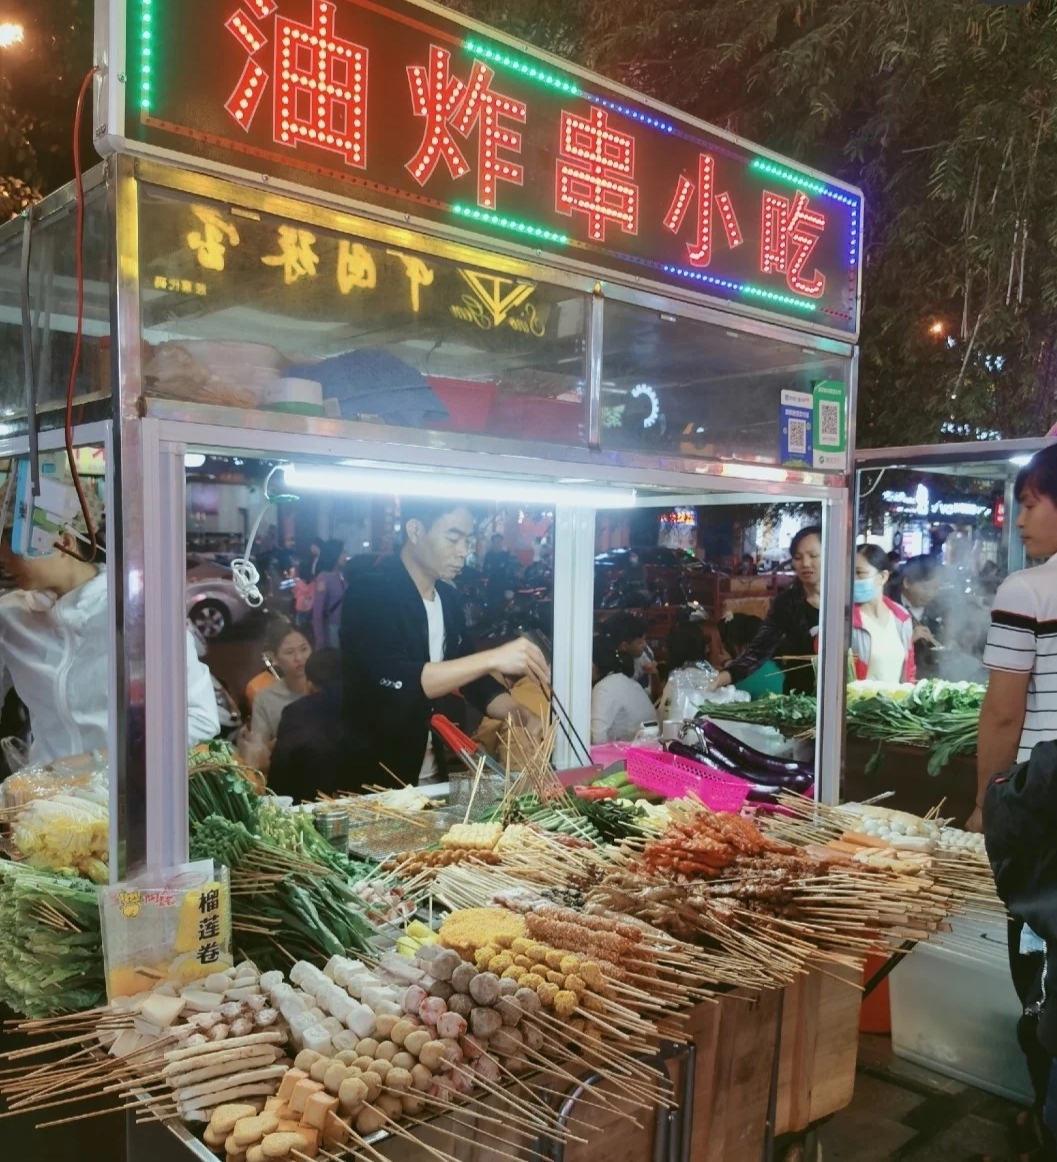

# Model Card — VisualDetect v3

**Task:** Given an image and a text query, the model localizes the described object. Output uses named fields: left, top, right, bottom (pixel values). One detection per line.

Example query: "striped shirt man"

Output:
left=982, top=554, right=1057, bottom=763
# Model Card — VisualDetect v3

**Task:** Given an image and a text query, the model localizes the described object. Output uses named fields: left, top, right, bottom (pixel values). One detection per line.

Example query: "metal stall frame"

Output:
left=0, top=147, right=858, bottom=870
left=855, top=436, right=1055, bottom=576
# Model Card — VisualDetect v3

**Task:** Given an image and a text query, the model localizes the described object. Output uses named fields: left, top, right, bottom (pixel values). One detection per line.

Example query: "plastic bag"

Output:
left=661, top=663, right=750, bottom=722
left=99, top=861, right=233, bottom=999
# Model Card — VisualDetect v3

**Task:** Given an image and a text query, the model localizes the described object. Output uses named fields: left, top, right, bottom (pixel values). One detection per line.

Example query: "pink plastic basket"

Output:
left=625, top=747, right=750, bottom=812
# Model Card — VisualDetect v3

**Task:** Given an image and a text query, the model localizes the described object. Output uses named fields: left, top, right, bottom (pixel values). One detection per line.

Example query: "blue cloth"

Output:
left=286, top=349, right=449, bottom=428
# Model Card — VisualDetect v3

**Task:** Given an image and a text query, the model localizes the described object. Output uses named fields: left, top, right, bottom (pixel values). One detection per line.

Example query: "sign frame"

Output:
left=92, top=0, right=864, bottom=341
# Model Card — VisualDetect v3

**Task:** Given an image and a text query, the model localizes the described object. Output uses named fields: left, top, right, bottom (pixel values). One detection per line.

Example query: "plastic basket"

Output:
left=625, top=747, right=749, bottom=812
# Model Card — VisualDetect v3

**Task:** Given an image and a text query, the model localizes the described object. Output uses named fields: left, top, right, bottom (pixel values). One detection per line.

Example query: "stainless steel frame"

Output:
left=1, top=139, right=859, bottom=867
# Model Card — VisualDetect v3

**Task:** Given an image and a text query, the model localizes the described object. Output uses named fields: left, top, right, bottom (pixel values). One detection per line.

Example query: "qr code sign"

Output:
left=787, top=419, right=807, bottom=456
left=818, top=401, right=840, bottom=446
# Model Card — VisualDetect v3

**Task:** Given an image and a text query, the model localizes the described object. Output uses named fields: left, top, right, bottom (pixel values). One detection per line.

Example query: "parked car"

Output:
left=186, top=554, right=255, bottom=639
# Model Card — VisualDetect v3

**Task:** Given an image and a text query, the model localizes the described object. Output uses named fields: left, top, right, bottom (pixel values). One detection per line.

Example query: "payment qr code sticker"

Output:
left=818, top=400, right=840, bottom=446
left=787, top=418, right=807, bottom=457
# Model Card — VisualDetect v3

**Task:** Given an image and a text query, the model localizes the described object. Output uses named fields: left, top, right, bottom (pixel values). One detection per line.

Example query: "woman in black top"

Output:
left=709, top=525, right=822, bottom=696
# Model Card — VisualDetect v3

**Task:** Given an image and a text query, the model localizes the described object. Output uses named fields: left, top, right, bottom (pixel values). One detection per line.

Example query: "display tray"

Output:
left=346, top=805, right=464, bottom=862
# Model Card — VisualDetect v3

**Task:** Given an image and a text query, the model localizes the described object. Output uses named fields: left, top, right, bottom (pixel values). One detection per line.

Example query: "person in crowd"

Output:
left=709, top=524, right=823, bottom=696
left=307, top=538, right=323, bottom=580
left=293, top=559, right=315, bottom=629
left=482, top=533, right=517, bottom=608
left=719, top=614, right=785, bottom=699
left=851, top=544, right=916, bottom=683
left=974, top=443, right=1057, bottom=1157
left=887, top=554, right=944, bottom=677
left=736, top=553, right=758, bottom=576
left=656, top=620, right=714, bottom=722
left=590, top=635, right=657, bottom=745
left=341, top=500, right=548, bottom=787
left=247, top=622, right=313, bottom=757
left=0, top=525, right=218, bottom=765
left=312, top=539, right=347, bottom=650
left=268, top=648, right=345, bottom=800
left=604, top=612, right=659, bottom=697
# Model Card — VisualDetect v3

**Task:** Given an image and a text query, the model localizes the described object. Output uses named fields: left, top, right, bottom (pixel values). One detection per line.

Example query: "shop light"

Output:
left=714, top=463, right=791, bottom=483
left=283, top=464, right=638, bottom=508
left=139, top=0, right=153, bottom=111
left=184, top=454, right=206, bottom=469
left=1009, top=454, right=1033, bottom=466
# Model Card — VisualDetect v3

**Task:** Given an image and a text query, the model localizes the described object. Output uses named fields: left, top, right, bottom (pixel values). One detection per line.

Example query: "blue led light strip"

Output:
left=463, top=39, right=580, bottom=95
left=139, top=0, right=153, bottom=111
left=452, top=203, right=569, bottom=245
left=582, top=93, right=676, bottom=135
left=661, top=264, right=817, bottom=313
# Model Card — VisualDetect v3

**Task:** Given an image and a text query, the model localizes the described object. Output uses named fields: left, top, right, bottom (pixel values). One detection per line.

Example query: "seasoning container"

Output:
left=313, top=808, right=349, bottom=851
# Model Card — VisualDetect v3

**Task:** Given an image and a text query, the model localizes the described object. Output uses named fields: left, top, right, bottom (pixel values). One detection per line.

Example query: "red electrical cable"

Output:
left=65, top=66, right=100, bottom=563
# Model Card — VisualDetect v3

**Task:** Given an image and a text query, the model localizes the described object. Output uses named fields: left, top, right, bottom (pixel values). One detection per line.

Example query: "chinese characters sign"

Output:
left=113, top=0, right=862, bottom=335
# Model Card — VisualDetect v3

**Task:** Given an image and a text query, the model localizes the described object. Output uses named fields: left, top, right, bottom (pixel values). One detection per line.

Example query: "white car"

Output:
left=186, top=554, right=254, bottom=640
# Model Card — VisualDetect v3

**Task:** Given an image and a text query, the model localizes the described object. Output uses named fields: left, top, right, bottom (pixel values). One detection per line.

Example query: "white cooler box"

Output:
left=889, top=916, right=1034, bottom=1103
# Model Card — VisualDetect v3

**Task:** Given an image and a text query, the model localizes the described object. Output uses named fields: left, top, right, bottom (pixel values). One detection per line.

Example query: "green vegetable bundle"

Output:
left=484, top=792, right=647, bottom=845
left=0, top=862, right=104, bottom=1017
left=190, top=815, right=378, bottom=969
left=703, top=693, right=819, bottom=734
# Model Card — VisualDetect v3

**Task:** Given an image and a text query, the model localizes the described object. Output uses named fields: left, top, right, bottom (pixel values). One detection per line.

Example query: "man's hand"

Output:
left=965, top=806, right=983, bottom=834
left=639, top=658, right=659, bottom=676
left=912, top=624, right=938, bottom=646
left=707, top=670, right=733, bottom=693
left=490, top=637, right=551, bottom=689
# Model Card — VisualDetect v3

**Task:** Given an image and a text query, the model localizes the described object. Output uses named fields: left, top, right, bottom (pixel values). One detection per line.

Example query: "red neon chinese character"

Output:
left=406, top=47, right=471, bottom=185
left=224, top=7, right=270, bottom=131
left=662, top=153, right=743, bottom=267
left=246, top=0, right=278, bottom=16
left=450, top=62, right=525, bottom=210
left=555, top=107, right=638, bottom=242
left=761, top=190, right=827, bottom=297
left=274, top=0, right=368, bottom=169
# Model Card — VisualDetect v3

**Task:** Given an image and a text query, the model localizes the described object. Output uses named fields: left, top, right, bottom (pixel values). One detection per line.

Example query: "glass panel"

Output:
left=600, top=300, right=848, bottom=465
left=26, top=190, right=112, bottom=412
left=591, top=500, right=822, bottom=748
left=186, top=453, right=555, bottom=798
left=0, top=228, right=22, bottom=417
left=139, top=186, right=587, bottom=445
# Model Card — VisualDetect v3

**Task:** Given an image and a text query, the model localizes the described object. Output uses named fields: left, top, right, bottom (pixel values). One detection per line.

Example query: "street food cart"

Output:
left=0, top=0, right=866, bottom=1157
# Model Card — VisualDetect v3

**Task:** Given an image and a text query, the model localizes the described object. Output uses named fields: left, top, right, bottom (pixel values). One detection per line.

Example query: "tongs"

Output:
left=430, top=714, right=507, bottom=777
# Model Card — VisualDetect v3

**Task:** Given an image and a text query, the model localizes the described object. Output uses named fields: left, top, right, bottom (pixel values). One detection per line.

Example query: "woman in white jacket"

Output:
left=0, top=529, right=218, bottom=765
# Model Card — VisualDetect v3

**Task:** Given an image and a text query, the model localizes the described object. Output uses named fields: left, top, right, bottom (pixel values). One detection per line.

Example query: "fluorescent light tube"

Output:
left=283, top=464, right=637, bottom=508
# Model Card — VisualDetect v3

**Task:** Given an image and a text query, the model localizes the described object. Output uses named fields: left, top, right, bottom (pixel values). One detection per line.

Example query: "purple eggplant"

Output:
left=699, top=719, right=814, bottom=781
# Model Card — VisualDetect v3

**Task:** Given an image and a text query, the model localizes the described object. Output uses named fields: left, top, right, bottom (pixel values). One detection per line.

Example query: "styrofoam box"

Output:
left=889, top=916, right=1033, bottom=1103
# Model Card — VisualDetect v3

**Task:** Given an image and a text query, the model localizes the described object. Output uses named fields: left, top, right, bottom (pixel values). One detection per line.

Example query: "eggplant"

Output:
left=699, top=719, right=814, bottom=781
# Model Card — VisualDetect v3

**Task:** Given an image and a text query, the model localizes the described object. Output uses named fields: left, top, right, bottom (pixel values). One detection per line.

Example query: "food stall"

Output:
left=0, top=0, right=878, bottom=1157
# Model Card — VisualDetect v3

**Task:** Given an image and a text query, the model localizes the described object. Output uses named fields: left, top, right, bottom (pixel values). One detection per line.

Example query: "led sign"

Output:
left=98, top=0, right=863, bottom=335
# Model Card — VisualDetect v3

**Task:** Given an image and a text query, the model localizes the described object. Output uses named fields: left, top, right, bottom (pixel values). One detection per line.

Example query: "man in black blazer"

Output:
left=340, top=499, right=549, bottom=787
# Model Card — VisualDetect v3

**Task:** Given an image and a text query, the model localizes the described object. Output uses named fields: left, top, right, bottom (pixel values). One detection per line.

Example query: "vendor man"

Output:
left=340, top=499, right=550, bottom=787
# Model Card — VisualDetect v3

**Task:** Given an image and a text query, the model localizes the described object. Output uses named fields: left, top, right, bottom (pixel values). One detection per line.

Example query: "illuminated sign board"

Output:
left=96, top=0, right=863, bottom=336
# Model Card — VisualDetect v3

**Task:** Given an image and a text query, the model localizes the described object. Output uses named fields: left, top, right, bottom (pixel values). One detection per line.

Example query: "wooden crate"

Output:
left=685, top=988, right=782, bottom=1162
left=774, top=961, right=862, bottom=1136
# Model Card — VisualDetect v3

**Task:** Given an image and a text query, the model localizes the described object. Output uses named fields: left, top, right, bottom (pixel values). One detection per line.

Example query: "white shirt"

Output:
left=0, top=570, right=219, bottom=766
left=591, top=672, right=657, bottom=745
left=420, top=593, right=446, bottom=777
left=858, top=605, right=907, bottom=685
left=983, top=554, right=1057, bottom=763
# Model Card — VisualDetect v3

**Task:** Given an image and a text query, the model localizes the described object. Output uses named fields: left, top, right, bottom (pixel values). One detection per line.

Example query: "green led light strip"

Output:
left=452, top=203, right=568, bottom=245
left=463, top=38, right=580, bottom=96
left=740, top=284, right=817, bottom=312
left=139, top=0, right=153, bottom=111
left=749, top=158, right=827, bottom=197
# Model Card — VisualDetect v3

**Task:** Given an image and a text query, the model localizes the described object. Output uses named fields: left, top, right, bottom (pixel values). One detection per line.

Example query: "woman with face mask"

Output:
left=852, top=544, right=916, bottom=684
